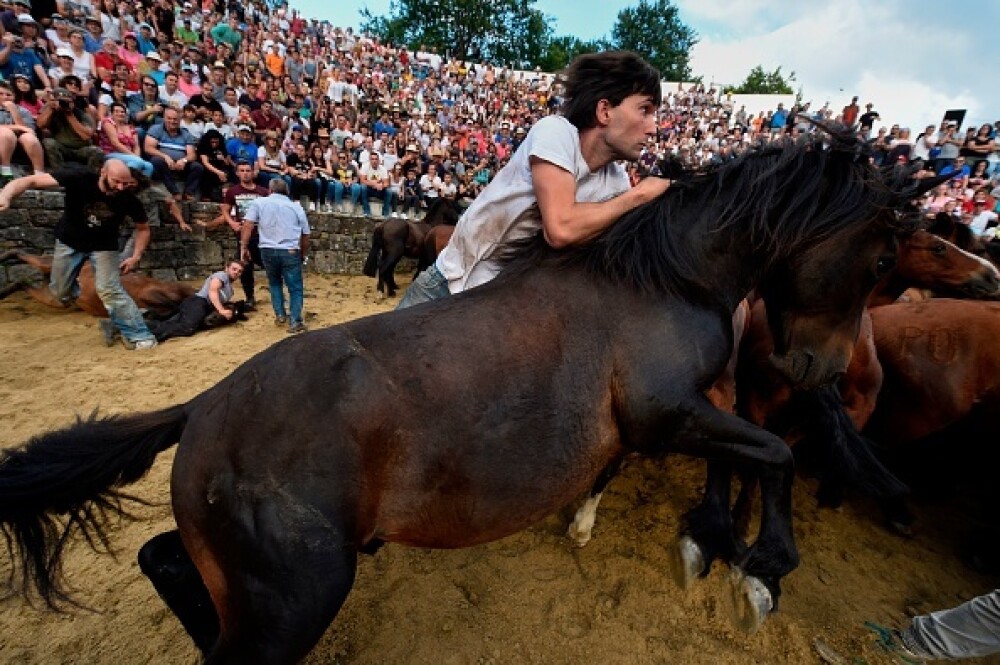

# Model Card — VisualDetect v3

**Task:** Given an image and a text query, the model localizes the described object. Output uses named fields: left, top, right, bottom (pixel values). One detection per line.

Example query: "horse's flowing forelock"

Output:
left=498, top=128, right=917, bottom=296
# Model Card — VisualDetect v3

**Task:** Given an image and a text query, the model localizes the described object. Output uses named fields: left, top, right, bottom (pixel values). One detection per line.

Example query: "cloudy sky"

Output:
left=293, top=0, right=998, bottom=132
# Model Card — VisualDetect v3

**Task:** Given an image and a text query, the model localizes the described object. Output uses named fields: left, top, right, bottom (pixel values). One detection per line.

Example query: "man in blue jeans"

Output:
left=0, top=158, right=158, bottom=349
left=241, top=178, right=310, bottom=334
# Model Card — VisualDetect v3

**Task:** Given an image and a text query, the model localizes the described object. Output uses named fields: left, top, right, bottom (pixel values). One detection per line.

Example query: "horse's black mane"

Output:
left=497, top=126, right=923, bottom=296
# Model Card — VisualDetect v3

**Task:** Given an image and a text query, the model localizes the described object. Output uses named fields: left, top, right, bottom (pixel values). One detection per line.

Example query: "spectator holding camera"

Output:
left=0, top=30, right=52, bottom=90
left=37, top=82, right=103, bottom=169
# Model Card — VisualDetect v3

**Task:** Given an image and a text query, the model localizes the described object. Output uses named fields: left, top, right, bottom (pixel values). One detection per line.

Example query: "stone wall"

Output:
left=0, top=191, right=389, bottom=287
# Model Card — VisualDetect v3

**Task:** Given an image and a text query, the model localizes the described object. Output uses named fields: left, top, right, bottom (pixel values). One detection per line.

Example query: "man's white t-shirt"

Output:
left=436, top=115, right=629, bottom=293
left=359, top=163, right=388, bottom=185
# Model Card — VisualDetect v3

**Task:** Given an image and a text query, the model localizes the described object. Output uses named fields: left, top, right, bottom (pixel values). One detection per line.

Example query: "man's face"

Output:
left=226, top=262, right=244, bottom=280
left=164, top=109, right=180, bottom=129
left=165, top=74, right=178, bottom=90
left=237, top=163, right=254, bottom=183
left=603, top=93, right=658, bottom=162
left=224, top=89, right=237, bottom=104
left=211, top=110, right=224, bottom=125
left=201, top=82, right=213, bottom=97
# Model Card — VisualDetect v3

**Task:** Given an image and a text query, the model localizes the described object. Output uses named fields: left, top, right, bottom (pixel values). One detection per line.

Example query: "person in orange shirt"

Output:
left=264, top=43, right=284, bottom=79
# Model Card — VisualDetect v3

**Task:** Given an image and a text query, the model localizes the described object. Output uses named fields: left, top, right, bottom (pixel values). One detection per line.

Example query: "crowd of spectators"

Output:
left=0, top=0, right=997, bottom=228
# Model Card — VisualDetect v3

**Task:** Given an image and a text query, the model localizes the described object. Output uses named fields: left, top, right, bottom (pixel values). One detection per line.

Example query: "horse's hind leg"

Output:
left=138, top=530, right=220, bottom=655
left=203, top=511, right=359, bottom=664
left=567, top=456, right=625, bottom=547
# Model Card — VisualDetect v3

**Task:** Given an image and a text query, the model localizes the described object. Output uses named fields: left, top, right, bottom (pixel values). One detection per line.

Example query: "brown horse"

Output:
left=361, top=198, right=460, bottom=297
left=416, top=223, right=455, bottom=275
left=866, top=299, right=1000, bottom=446
left=734, top=229, right=999, bottom=530
left=0, top=131, right=933, bottom=662
left=0, top=250, right=194, bottom=318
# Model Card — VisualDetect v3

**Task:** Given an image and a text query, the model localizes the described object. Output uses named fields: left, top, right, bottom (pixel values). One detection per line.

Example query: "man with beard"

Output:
left=0, top=158, right=158, bottom=349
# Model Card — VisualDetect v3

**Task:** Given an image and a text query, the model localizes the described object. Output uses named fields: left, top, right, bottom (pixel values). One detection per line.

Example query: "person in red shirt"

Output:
left=250, top=99, right=282, bottom=144
left=842, top=96, right=859, bottom=125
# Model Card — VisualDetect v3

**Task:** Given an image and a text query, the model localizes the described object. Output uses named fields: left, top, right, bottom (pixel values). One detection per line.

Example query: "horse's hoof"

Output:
left=667, top=536, right=704, bottom=590
left=566, top=522, right=592, bottom=548
left=726, top=568, right=772, bottom=634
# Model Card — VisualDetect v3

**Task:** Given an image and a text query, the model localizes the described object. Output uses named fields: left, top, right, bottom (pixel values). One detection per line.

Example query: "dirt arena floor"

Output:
left=0, top=274, right=997, bottom=665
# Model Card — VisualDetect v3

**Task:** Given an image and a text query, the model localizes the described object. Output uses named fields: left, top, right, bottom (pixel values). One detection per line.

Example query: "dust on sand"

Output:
left=0, top=275, right=996, bottom=664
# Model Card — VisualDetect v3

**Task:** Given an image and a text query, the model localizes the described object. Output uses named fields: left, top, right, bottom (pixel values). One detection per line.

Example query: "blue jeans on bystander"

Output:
left=48, top=240, right=155, bottom=343
left=260, top=247, right=305, bottom=326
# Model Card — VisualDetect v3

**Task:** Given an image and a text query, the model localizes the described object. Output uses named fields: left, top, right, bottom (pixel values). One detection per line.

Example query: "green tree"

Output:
left=537, top=35, right=606, bottom=72
left=609, top=0, right=698, bottom=80
left=728, top=65, right=796, bottom=95
left=360, top=0, right=552, bottom=66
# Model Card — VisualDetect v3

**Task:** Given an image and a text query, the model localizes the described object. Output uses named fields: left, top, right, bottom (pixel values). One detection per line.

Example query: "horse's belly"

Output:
left=374, top=445, right=619, bottom=549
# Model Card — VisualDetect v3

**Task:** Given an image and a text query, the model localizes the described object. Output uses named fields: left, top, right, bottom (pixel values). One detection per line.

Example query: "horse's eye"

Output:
left=931, top=242, right=947, bottom=255
left=875, top=256, right=896, bottom=276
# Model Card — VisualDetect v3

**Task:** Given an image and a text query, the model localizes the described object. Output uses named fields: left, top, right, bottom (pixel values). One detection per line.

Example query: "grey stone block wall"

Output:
left=0, top=192, right=400, bottom=287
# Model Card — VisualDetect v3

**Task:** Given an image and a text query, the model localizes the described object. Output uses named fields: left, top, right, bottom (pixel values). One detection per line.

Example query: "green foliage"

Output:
left=608, top=0, right=697, bottom=80
left=360, top=0, right=552, bottom=66
left=537, top=35, right=606, bottom=72
left=360, top=0, right=699, bottom=78
left=728, top=65, right=796, bottom=95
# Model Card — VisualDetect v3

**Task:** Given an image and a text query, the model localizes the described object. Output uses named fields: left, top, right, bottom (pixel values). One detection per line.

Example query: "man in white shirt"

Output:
left=159, top=71, right=189, bottom=110
left=398, top=51, right=669, bottom=307
left=359, top=152, right=395, bottom=218
left=419, top=163, right=442, bottom=207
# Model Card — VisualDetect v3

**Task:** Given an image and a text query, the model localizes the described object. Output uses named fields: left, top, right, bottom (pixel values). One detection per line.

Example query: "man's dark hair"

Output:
left=558, top=51, right=661, bottom=130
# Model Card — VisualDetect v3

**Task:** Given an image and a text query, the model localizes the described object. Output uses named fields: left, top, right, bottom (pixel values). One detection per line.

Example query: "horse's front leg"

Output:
left=670, top=397, right=798, bottom=634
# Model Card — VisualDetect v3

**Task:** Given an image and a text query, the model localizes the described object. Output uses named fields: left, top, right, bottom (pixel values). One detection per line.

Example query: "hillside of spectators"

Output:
left=0, top=0, right=997, bottom=227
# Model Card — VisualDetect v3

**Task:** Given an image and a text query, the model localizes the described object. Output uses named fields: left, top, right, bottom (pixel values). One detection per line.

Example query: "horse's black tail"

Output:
left=793, top=386, right=912, bottom=529
left=362, top=225, right=384, bottom=277
left=0, top=405, right=188, bottom=607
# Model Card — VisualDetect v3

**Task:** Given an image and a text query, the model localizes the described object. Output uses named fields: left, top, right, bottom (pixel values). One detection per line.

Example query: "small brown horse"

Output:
left=0, top=131, right=934, bottom=662
left=362, top=198, right=460, bottom=297
left=416, top=223, right=455, bottom=275
left=0, top=250, right=194, bottom=318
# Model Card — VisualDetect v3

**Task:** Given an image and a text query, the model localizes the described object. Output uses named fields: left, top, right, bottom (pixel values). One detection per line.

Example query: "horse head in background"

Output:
left=362, top=197, right=461, bottom=297
left=0, top=127, right=943, bottom=663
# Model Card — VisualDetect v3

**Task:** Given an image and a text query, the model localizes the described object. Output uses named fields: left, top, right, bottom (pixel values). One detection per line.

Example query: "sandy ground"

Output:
left=0, top=274, right=997, bottom=665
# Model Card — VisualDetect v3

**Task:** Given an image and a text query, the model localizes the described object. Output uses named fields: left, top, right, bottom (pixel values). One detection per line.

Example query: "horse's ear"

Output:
left=910, top=169, right=951, bottom=198
left=653, top=156, right=687, bottom=181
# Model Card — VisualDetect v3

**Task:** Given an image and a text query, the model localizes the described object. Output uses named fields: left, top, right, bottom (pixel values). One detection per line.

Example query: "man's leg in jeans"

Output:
left=360, top=185, right=372, bottom=216
left=900, top=589, right=1000, bottom=660
left=91, top=250, right=156, bottom=343
left=46, top=240, right=87, bottom=307
left=282, top=252, right=304, bottom=326
left=396, top=263, right=451, bottom=310
left=260, top=248, right=287, bottom=320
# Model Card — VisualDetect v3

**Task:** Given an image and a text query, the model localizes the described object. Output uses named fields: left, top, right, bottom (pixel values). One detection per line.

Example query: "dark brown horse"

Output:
left=576, top=228, right=1000, bottom=545
left=0, top=250, right=195, bottom=318
left=0, top=131, right=932, bottom=662
left=361, top=198, right=460, bottom=297
left=734, top=229, right=999, bottom=530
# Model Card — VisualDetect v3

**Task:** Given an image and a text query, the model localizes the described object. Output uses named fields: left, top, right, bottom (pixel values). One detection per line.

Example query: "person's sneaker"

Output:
left=274, top=315, right=288, bottom=326
left=121, top=337, right=157, bottom=350
left=244, top=298, right=257, bottom=311
left=98, top=319, right=119, bottom=347
left=287, top=322, right=307, bottom=334
left=400, top=212, right=408, bottom=219
left=308, top=202, right=316, bottom=212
